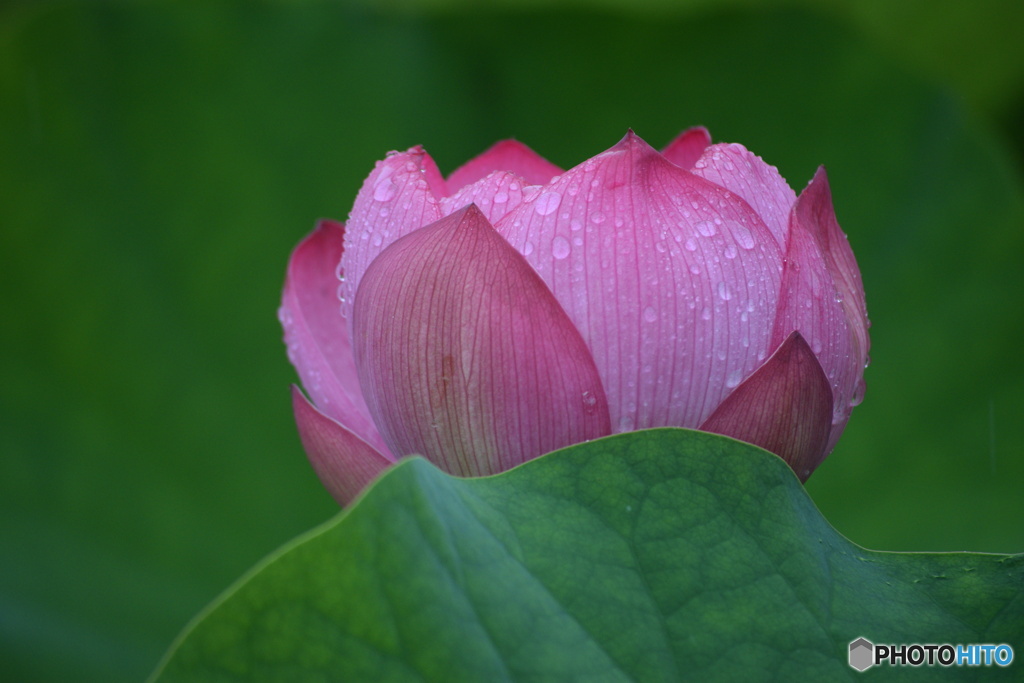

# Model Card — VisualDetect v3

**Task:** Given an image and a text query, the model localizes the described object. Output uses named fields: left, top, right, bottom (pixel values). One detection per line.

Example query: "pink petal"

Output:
left=497, top=131, right=784, bottom=432
left=661, top=126, right=712, bottom=170
left=279, top=219, right=390, bottom=455
left=352, top=205, right=611, bottom=476
left=690, top=142, right=796, bottom=250
left=292, top=386, right=394, bottom=506
left=338, top=147, right=446, bottom=321
left=439, top=170, right=532, bottom=225
left=798, top=167, right=870, bottom=374
left=777, top=167, right=870, bottom=452
left=699, top=332, right=833, bottom=482
left=446, top=139, right=563, bottom=190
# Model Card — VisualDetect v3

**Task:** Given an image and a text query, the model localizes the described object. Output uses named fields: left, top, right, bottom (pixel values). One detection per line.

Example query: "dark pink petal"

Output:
left=352, top=205, right=611, bottom=476
left=775, top=167, right=870, bottom=453
left=661, top=126, right=712, bottom=170
left=699, top=332, right=833, bottom=482
left=279, top=219, right=390, bottom=455
left=690, top=142, right=796, bottom=250
left=497, top=131, right=784, bottom=432
left=292, top=386, right=394, bottom=506
left=440, top=170, right=532, bottom=225
left=446, top=139, right=563, bottom=190
left=797, top=166, right=870, bottom=379
left=338, top=147, right=446, bottom=320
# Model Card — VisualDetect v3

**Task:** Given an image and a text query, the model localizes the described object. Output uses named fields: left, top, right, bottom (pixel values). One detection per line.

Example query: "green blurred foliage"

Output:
left=1, top=1, right=1021, bottom=681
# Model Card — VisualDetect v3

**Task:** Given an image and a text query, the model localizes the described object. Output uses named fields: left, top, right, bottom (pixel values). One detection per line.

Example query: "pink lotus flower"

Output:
left=280, top=129, right=869, bottom=505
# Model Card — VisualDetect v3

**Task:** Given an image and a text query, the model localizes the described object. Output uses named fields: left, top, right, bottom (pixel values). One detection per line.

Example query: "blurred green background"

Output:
left=2, top=1, right=1022, bottom=681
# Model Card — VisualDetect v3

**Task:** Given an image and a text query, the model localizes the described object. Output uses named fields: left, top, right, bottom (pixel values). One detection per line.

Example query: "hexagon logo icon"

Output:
left=849, top=637, right=874, bottom=671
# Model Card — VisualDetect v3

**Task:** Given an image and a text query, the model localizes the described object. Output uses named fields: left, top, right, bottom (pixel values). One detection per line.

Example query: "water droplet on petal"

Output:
left=684, top=238, right=698, bottom=252
left=696, top=220, right=717, bottom=237
left=534, top=191, right=562, bottom=216
left=849, top=378, right=866, bottom=407
left=373, top=177, right=398, bottom=202
left=643, top=306, right=657, bottom=323
left=493, top=191, right=509, bottom=204
left=724, top=245, right=737, bottom=259
left=552, top=235, right=571, bottom=259
left=717, top=281, right=733, bottom=301
left=523, top=241, right=535, bottom=256
left=734, top=223, right=756, bottom=249
left=590, top=211, right=606, bottom=225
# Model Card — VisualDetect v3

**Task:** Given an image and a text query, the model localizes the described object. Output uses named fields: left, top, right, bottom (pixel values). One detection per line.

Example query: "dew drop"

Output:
left=373, top=178, right=398, bottom=202
left=684, top=238, right=698, bottom=252
left=493, top=191, right=509, bottom=204
left=590, top=211, right=606, bottom=225
left=724, top=245, right=737, bottom=259
left=700, top=307, right=711, bottom=321
left=734, top=223, right=756, bottom=250
left=523, top=241, right=535, bottom=256
left=534, top=191, right=562, bottom=216
left=552, top=235, right=571, bottom=259
left=717, top=281, right=733, bottom=301
left=643, top=306, right=657, bottom=323
left=696, top=220, right=717, bottom=237
left=725, top=370, right=742, bottom=389
left=849, top=378, right=866, bottom=407
left=582, top=390, right=598, bottom=413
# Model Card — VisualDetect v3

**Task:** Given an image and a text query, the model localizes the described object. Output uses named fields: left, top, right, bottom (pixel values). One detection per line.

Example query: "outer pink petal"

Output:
left=799, top=167, right=870, bottom=378
left=660, top=126, right=711, bottom=170
left=439, top=170, right=532, bottom=226
left=690, top=142, right=796, bottom=251
left=776, top=167, right=870, bottom=453
left=497, top=131, right=784, bottom=432
left=352, top=205, right=611, bottom=476
left=446, top=139, right=563, bottom=190
left=279, top=219, right=390, bottom=455
left=338, top=147, right=446, bottom=320
left=699, top=332, right=833, bottom=482
left=292, top=386, right=394, bottom=506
